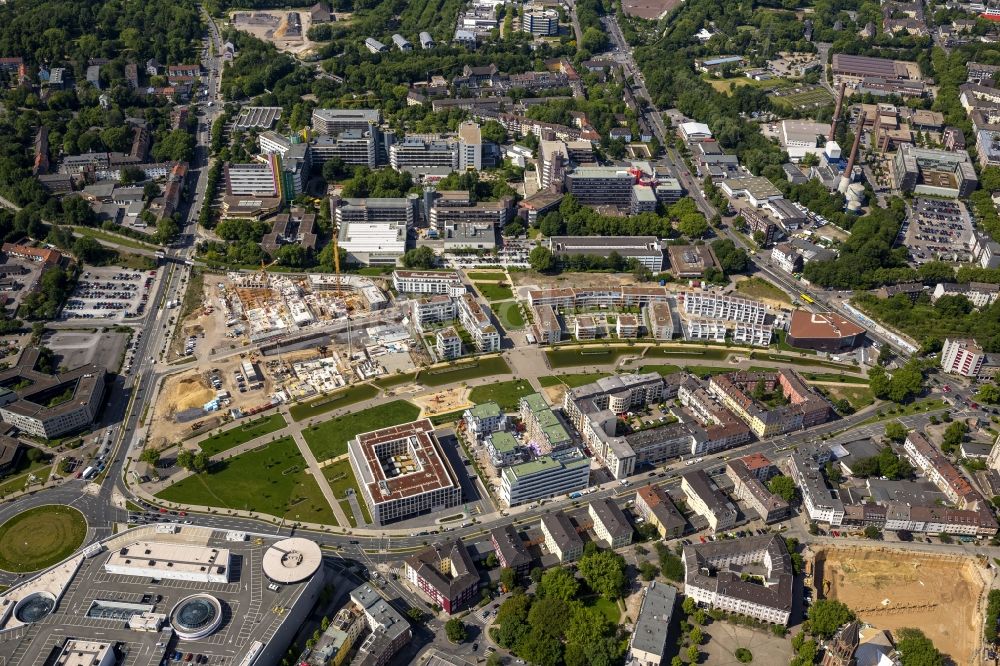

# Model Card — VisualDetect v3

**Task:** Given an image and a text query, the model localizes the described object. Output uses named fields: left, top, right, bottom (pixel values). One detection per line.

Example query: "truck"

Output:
left=81, top=466, right=96, bottom=480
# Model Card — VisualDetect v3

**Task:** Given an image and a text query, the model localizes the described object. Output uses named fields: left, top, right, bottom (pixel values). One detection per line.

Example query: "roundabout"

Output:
left=0, top=505, right=87, bottom=573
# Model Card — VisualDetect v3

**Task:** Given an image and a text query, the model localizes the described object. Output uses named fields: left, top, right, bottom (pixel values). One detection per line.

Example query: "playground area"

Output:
left=413, top=386, right=472, bottom=417
left=811, top=545, right=988, bottom=666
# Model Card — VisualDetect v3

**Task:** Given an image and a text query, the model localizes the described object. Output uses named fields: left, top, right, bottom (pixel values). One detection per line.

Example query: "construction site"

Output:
left=810, top=545, right=990, bottom=665
left=229, top=9, right=324, bottom=57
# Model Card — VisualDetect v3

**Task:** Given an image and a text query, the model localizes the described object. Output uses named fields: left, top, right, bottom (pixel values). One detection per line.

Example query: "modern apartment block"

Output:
left=410, top=294, right=456, bottom=328
left=540, top=511, right=585, bottom=562
left=645, top=301, right=674, bottom=340
left=462, top=401, right=506, bottom=439
left=681, top=469, right=737, bottom=532
left=681, top=292, right=767, bottom=325
left=940, top=337, right=986, bottom=377
left=457, top=293, right=500, bottom=352
left=392, top=270, right=465, bottom=296
left=520, top=392, right=573, bottom=453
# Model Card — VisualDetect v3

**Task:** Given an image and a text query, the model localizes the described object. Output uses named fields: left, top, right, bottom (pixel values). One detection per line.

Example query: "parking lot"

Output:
left=62, top=266, right=159, bottom=321
left=902, top=197, right=975, bottom=264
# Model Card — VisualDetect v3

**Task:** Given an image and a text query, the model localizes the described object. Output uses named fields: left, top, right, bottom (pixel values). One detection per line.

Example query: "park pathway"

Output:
left=290, top=428, right=350, bottom=527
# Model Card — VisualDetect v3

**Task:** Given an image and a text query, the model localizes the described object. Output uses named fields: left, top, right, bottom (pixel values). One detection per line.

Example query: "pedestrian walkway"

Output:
left=290, top=428, right=350, bottom=527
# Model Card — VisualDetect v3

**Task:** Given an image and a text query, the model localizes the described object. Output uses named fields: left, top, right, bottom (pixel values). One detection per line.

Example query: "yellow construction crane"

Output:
left=258, top=258, right=279, bottom=288
left=332, top=226, right=342, bottom=297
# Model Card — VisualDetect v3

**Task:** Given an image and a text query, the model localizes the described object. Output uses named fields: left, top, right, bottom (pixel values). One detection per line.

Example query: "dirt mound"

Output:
left=812, top=546, right=988, bottom=665
left=164, top=374, right=215, bottom=415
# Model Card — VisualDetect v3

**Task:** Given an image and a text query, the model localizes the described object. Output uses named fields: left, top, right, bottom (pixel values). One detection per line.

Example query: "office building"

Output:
left=405, top=540, right=479, bottom=614
left=683, top=534, right=794, bottom=626
left=457, top=121, right=483, bottom=171
left=566, top=167, right=635, bottom=206
left=390, top=137, right=458, bottom=171
left=225, top=160, right=278, bottom=196
left=540, top=511, right=584, bottom=562
left=310, top=130, right=378, bottom=168
left=311, top=108, right=381, bottom=135
left=667, top=245, right=720, bottom=278
left=0, top=348, right=106, bottom=439
left=681, top=469, right=737, bottom=532
left=521, top=7, right=559, bottom=35
left=348, top=419, right=462, bottom=525
left=334, top=196, right=416, bottom=266
left=892, top=145, right=979, bottom=198
left=499, top=448, right=590, bottom=506
left=429, top=190, right=512, bottom=231
left=941, top=337, right=986, bottom=377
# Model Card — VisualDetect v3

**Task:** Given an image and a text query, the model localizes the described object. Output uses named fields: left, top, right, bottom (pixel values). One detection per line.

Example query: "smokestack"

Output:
left=838, top=115, right=865, bottom=194
left=828, top=82, right=846, bottom=142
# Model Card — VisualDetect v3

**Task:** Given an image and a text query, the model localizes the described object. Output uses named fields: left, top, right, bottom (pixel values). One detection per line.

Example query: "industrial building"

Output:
left=348, top=419, right=462, bottom=525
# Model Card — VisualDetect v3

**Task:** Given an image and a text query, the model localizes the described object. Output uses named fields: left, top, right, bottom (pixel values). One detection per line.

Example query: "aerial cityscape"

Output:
left=0, top=0, right=998, bottom=664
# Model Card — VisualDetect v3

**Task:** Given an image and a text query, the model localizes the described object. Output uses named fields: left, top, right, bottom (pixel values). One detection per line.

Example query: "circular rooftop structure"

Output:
left=261, top=537, right=322, bottom=584
left=170, top=594, right=223, bottom=640
left=13, top=591, right=55, bottom=624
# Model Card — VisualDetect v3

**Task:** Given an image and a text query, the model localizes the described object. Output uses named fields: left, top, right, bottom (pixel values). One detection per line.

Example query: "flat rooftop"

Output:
left=788, top=309, right=865, bottom=340
left=105, top=541, right=230, bottom=579
left=351, top=419, right=460, bottom=504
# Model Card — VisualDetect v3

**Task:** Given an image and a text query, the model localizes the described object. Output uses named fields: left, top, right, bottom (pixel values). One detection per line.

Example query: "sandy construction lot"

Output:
left=812, top=546, right=989, bottom=665
left=230, top=9, right=320, bottom=56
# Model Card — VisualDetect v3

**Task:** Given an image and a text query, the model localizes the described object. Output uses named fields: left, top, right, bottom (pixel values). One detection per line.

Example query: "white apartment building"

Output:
left=645, top=301, right=674, bottom=340
left=789, top=451, right=844, bottom=526
left=539, top=511, right=585, bottom=562
left=770, top=243, right=802, bottom=274
left=681, top=292, right=767, bottom=325
left=436, top=327, right=462, bottom=360
left=588, top=498, right=633, bottom=548
left=411, top=295, right=456, bottom=328
left=681, top=318, right=727, bottom=343
left=940, top=337, right=986, bottom=377
left=457, top=121, right=482, bottom=171
left=538, top=139, right=567, bottom=190
left=392, top=270, right=465, bottom=296
left=457, top=293, right=500, bottom=352
left=731, top=323, right=773, bottom=347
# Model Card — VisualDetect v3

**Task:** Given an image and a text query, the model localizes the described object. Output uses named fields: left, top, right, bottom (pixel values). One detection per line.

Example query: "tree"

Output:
left=686, top=645, right=700, bottom=663
left=485, top=552, right=499, bottom=568
left=406, top=607, right=425, bottom=623
left=26, top=447, right=45, bottom=463
left=529, top=245, right=556, bottom=272
left=176, top=448, right=195, bottom=471
left=885, top=421, right=908, bottom=443
left=527, top=596, right=571, bottom=639
left=445, top=618, right=468, bottom=643
left=578, top=550, right=626, bottom=599
left=139, top=448, right=161, bottom=467
left=807, top=599, right=855, bottom=639
left=156, top=217, right=180, bottom=245
left=192, top=452, right=209, bottom=473
left=678, top=215, right=708, bottom=239
left=659, top=547, right=685, bottom=581
left=689, top=626, right=703, bottom=645
left=735, top=647, right=753, bottom=663
left=500, top=566, right=517, bottom=591
left=895, top=628, right=943, bottom=666
left=864, top=525, right=882, bottom=540
left=712, top=238, right=750, bottom=273
left=518, top=628, right=563, bottom=666
left=402, top=246, right=437, bottom=269
left=639, top=561, right=658, bottom=581
left=539, top=566, right=579, bottom=601
left=768, top=475, right=798, bottom=503
left=977, top=383, right=1000, bottom=405
left=942, top=421, right=969, bottom=454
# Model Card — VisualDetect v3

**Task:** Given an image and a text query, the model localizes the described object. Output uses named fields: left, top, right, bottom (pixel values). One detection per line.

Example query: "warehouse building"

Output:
left=786, top=310, right=866, bottom=352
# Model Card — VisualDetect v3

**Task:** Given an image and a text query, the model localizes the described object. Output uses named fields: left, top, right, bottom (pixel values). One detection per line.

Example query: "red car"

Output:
left=159, top=508, right=168, bottom=514
left=832, top=530, right=839, bottom=537
left=942, top=385, right=951, bottom=393
left=699, top=536, right=706, bottom=543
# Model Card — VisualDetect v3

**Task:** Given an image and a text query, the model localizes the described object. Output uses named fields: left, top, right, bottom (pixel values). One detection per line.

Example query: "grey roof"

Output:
left=490, top=525, right=531, bottom=569
left=630, top=582, right=676, bottom=659
left=541, top=511, right=583, bottom=552
left=589, top=498, right=632, bottom=540
left=683, top=534, right=793, bottom=613
left=682, top=469, right=736, bottom=517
